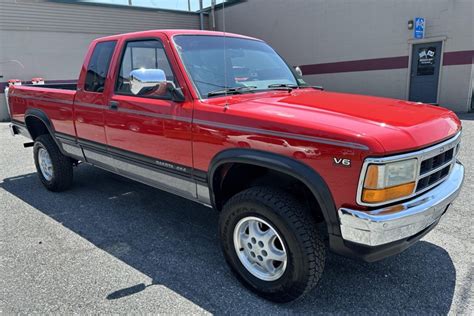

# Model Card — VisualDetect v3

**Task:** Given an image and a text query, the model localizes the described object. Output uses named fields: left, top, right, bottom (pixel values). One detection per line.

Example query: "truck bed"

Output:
left=8, top=84, right=77, bottom=137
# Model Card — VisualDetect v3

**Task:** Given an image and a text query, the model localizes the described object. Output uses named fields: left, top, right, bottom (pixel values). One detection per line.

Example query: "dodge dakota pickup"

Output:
left=7, top=30, right=464, bottom=302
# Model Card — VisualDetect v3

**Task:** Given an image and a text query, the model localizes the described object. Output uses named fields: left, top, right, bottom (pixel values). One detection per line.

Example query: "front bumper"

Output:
left=338, top=162, right=464, bottom=247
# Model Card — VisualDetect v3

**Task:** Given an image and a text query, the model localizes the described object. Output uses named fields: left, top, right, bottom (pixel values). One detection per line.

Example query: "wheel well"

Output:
left=212, top=163, right=325, bottom=223
left=25, top=116, right=50, bottom=140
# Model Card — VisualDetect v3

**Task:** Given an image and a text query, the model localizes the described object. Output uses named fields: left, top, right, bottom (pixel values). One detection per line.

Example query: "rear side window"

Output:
left=115, top=39, right=176, bottom=98
left=84, top=41, right=116, bottom=93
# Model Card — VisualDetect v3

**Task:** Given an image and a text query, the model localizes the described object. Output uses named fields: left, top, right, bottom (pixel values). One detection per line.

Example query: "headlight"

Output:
left=361, top=159, right=417, bottom=204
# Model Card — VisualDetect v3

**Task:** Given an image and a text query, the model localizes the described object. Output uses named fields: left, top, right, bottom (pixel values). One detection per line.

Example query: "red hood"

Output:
left=223, top=89, right=461, bottom=155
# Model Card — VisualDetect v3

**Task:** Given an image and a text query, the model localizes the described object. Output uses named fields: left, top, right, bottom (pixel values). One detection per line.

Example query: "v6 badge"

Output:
left=333, top=157, right=351, bottom=167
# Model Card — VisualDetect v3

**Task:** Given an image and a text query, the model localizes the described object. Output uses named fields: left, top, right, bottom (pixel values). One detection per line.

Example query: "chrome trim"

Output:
left=356, top=131, right=461, bottom=207
left=129, top=68, right=166, bottom=95
left=193, top=119, right=369, bottom=150
left=340, top=162, right=464, bottom=246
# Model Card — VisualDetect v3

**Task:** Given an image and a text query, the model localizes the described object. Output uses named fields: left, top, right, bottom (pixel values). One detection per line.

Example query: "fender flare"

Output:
left=208, top=148, right=340, bottom=236
left=24, top=108, right=66, bottom=155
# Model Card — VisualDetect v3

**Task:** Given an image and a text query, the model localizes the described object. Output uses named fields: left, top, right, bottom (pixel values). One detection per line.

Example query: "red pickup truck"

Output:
left=7, top=30, right=464, bottom=302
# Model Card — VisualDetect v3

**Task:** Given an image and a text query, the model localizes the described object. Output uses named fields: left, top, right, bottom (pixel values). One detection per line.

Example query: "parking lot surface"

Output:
left=1, top=114, right=473, bottom=314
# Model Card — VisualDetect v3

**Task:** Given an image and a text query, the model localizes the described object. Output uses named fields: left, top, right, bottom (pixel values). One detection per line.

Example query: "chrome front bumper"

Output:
left=338, top=162, right=464, bottom=246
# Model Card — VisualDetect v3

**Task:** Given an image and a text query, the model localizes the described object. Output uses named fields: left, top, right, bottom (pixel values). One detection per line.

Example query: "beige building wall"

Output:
left=0, top=0, right=208, bottom=121
left=215, top=0, right=473, bottom=112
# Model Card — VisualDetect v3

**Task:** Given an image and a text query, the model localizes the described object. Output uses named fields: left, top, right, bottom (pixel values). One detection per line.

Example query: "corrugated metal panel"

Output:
left=0, top=0, right=209, bottom=34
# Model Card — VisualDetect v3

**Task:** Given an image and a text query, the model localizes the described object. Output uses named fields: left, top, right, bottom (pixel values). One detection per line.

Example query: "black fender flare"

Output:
left=24, top=108, right=67, bottom=155
left=208, top=148, right=340, bottom=236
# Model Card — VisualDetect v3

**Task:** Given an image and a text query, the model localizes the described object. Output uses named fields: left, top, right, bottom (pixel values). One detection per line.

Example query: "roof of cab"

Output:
left=93, top=29, right=260, bottom=43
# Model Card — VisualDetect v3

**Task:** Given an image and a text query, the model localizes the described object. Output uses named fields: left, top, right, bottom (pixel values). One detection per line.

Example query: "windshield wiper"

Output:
left=207, top=86, right=257, bottom=97
left=267, top=83, right=299, bottom=91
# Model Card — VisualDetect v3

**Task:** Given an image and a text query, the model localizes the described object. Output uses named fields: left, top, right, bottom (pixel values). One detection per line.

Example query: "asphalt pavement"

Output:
left=1, top=114, right=473, bottom=314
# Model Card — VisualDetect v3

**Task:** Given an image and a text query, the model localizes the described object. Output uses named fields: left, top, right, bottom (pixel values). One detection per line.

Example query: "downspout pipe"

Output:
left=211, top=0, right=216, bottom=30
left=199, top=0, right=204, bottom=30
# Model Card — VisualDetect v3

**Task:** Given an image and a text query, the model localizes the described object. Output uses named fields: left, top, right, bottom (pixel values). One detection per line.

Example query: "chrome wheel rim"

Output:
left=233, top=216, right=287, bottom=281
left=38, top=147, right=53, bottom=181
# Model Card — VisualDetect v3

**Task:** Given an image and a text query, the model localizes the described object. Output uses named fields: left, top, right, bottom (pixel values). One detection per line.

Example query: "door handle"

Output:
left=109, top=101, right=119, bottom=110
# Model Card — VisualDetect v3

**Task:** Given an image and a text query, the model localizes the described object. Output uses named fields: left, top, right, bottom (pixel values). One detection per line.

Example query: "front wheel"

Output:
left=219, top=186, right=326, bottom=302
left=33, top=134, right=73, bottom=192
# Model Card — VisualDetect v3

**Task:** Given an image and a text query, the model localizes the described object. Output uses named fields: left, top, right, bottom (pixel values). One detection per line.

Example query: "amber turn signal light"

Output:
left=362, top=182, right=416, bottom=203
left=364, top=164, right=380, bottom=188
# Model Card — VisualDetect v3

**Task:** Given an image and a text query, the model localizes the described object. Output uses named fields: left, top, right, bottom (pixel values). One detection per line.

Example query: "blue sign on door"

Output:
left=414, top=17, right=425, bottom=39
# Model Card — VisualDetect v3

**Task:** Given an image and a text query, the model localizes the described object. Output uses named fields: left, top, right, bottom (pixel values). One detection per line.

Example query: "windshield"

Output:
left=173, top=35, right=301, bottom=98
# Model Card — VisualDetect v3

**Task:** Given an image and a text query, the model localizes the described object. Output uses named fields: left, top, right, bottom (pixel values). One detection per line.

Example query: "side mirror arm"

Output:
left=169, top=84, right=185, bottom=102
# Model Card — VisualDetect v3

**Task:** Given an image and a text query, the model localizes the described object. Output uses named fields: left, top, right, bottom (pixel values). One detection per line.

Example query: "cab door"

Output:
left=74, top=40, right=117, bottom=170
left=104, top=34, right=195, bottom=199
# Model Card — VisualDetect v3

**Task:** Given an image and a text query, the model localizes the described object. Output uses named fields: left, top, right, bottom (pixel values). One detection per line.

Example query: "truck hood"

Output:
left=226, top=89, right=461, bottom=154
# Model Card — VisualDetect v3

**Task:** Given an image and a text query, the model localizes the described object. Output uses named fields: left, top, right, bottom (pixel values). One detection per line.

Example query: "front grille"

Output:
left=416, top=165, right=450, bottom=191
left=416, top=148, right=455, bottom=193
left=419, top=148, right=454, bottom=175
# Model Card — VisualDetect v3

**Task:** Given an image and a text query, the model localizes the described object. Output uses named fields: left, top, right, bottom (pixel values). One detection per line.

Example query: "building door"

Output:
left=409, top=41, right=442, bottom=104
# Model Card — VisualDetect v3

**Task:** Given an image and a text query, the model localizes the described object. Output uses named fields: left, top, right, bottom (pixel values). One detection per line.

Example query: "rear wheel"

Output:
left=219, top=186, right=326, bottom=302
left=33, top=134, right=73, bottom=192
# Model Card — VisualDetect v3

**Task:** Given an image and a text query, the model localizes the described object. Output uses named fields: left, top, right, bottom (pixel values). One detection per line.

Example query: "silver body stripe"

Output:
left=197, top=183, right=211, bottom=205
left=114, top=157, right=196, bottom=199
left=81, top=148, right=207, bottom=205
left=193, top=119, right=369, bottom=150
left=75, top=102, right=106, bottom=109
left=14, top=94, right=73, bottom=105
left=115, top=107, right=192, bottom=123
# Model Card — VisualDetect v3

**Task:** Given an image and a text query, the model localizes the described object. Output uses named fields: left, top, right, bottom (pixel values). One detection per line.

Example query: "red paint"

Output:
left=7, top=30, right=462, bottom=211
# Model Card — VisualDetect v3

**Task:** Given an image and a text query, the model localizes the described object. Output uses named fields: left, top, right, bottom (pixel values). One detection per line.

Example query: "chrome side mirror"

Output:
left=129, top=68, right=167, bottom=95
left=294, top=66, right=303, bottom=77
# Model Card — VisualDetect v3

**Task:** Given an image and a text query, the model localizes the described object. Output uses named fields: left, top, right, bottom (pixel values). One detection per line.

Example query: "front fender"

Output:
left=208, top=148, right=340, bottom=236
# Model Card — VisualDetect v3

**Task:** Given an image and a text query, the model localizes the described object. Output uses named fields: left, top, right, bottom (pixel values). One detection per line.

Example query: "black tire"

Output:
left=33, top=134, right=73, bottom=192
left=219, top=186, right=326, bottom=302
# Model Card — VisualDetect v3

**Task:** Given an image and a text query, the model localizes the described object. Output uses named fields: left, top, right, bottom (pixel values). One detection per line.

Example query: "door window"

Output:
left=416, top=47, right=437, bottom=76
left=84, top=41, right=116, bottom=93
left=115, top=39, right=176, bottom=99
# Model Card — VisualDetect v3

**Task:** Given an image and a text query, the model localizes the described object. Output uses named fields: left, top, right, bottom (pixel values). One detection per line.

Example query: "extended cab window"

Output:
left=115, top=40, right=176, bottom=98
left=84, top=41, right=116, bottom=93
